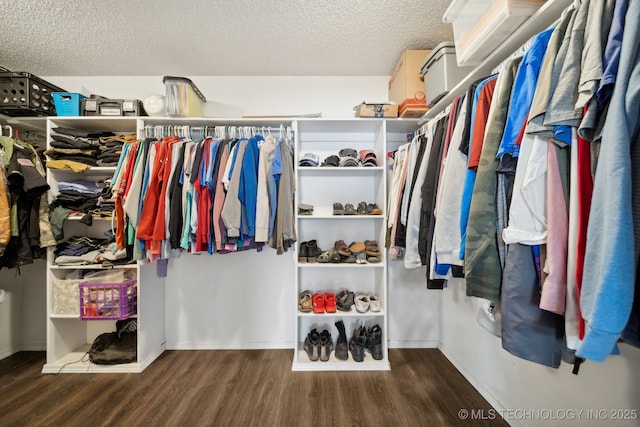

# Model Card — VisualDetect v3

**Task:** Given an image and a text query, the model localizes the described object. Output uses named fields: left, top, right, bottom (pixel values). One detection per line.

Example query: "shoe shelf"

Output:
left=297, top=262, right=384, bottom=268
left=292, top=119, right=413, bottom=372
left=297, top=308, right=385, bottom=317
left=41, top=344, right=144, bottom=374
left=49, top=264, right=138, bottom=270
left=297, top=166, right=384, bottom=174
left=297, top=205, right=384, bottom=219
left=292, top=344, right=390, bottom=371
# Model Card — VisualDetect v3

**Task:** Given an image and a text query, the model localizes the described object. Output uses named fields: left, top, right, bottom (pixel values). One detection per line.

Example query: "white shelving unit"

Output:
left=292, top=118, right=418, bottom=371
left=42, top=117, right=165, bottom=374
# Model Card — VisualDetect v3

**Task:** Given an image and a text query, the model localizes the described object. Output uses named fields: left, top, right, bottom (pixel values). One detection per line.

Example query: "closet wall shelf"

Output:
left=49, top=314, right=81, bottom=319
left=49, top=264, right=137, bottom=270
left=297, top=208, right=384, bottom=219
left=297, top=263, right=385, bottom=269
left=66, top=216, right=113, bottom=222
left=292, top=345, right=390, bottom=371
left=297, top=167, right=384, bottom=174
left=49, top=116, right=139, bottom=132
left=420, top=0, right=573, bottom=123
left=5, top=116, right=48, bottom=133
left=41, top=347, right=143, bottom=374
left=297, top=309, right=385, bottom=317
left=44, top=116, right=165, bottom=375
left=294, top=118, right=404, bottom=372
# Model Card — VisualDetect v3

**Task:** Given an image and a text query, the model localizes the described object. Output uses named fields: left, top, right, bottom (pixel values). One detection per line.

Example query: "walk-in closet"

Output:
left=1, top=0, right=639, bottom=426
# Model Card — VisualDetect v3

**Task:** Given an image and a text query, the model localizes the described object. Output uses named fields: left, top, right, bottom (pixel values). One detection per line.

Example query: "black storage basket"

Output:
left=0, top=72, right=66, bottom=116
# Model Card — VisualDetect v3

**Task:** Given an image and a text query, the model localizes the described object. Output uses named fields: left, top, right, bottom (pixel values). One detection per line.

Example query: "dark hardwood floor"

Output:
left=0, top=349, right=507, bottom=427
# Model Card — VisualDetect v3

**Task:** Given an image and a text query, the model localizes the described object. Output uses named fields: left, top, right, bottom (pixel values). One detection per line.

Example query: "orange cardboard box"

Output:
left=388, top=49, right=431, bottom=118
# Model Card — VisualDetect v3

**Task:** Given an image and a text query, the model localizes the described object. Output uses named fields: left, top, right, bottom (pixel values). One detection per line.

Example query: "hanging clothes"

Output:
left=577, top=0, right=640, bottom=362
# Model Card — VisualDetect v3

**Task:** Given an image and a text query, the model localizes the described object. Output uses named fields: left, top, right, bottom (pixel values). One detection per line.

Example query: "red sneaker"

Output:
left=312, top=293, right=325, bottom=314
left=324, top=292, right=337, bottom=313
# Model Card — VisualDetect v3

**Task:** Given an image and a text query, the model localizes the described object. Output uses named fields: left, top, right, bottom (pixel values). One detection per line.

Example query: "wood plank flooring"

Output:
left=0, top=349, right=507, bottom=427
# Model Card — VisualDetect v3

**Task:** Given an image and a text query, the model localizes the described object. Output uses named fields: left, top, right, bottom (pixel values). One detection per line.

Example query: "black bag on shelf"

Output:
left=88, top=318, right=137, bottom=365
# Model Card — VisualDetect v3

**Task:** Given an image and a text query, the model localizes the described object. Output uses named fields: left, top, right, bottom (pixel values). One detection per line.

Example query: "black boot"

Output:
left=366, top=324, right=383, bottom=360
left=335, top=320, right=348, bottom=360
left=349, top=326, right=366, bottom=362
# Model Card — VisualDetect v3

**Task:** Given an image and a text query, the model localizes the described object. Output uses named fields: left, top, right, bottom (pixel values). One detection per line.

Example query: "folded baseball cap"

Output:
left=299, top=152, right=320, bottom=167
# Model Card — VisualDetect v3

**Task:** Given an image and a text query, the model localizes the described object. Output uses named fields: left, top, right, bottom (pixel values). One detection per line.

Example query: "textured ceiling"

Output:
left=0, top=0, right=453, bottom=76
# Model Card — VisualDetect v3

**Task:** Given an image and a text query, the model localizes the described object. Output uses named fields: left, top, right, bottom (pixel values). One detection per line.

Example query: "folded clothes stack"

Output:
left=54, top=235, right=129, bottom=266
left=45, top=128, right=136, bottom=171
left=49, top=179, right=114, bottom=233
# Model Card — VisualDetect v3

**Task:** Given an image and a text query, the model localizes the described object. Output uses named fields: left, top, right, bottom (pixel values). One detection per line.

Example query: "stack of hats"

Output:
left=338, top=148, right=359, bottom=167
left=321, top=155, right=339, bottom=167
left=359, top=150, right=378, bottom=167
left=299, top=152, right=320, bottom=167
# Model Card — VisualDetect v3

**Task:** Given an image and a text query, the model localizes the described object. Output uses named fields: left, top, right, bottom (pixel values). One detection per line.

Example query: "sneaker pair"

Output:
left=312, top=292, right=337, bottom=313
left=356, top=201, right=382, bottom=215
left=304, top=328, right=333, bottom=362
left=354, top=293, right=381, bottom=313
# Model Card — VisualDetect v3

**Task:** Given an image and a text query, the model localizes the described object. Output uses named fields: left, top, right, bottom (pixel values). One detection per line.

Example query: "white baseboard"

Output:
left=388, top=340, right=440, bottom=349
left=438, top=343, right=518, bottom=427
left=20, top=342, right=46, bottom=352
left=0, top=348, right=20, bottom=360
left=166, top=340, right=441, bottom=351
left=166, top=341, right=295, bottom=350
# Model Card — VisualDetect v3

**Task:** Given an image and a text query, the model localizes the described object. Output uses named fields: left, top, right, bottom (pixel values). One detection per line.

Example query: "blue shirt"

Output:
left=460, top=75, right=497, bottom=259
left=496, top=28, right=554, bottom=158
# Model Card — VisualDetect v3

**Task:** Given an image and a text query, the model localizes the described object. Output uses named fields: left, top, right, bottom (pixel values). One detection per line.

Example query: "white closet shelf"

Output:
left=297, top=262, right=384, bottom=268
left=297, top=117, right=420, bottom=134
left=5, top=116, right=47, bottom=132
left=297, top=308, right=385, bottom=317
left=49, top=166, right=116, bottom=176
left=41, top=346, right=143, bottom=374
left=297, top=166, right=384, bottom=173
left=49, top=314, right=80, bottom=319
left=50, top=264, right=138, bottom=270
left=292, top=344, right=390, bottom=371
left=297, top=206, right=385, bottom=219
left=65, top=216, right=113, bottom=222
left=50, top=116, right=139, bottom=132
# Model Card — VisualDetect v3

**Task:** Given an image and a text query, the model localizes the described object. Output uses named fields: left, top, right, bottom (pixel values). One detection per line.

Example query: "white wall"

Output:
left=40, top=75, right=440, bottom=350
left=45, top=76, right=391, bottom=119
left=441, top=277, right=640, bottom=427
left=0, top=260, right=47, bottom=358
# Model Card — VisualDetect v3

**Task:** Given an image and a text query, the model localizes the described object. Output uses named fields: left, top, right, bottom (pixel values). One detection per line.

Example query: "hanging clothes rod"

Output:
left=143, top=124, right=293, bottom=140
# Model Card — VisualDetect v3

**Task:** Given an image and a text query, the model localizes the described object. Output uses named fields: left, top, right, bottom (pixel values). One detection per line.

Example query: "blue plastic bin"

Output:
left=52, top=92, right=86, bottom=116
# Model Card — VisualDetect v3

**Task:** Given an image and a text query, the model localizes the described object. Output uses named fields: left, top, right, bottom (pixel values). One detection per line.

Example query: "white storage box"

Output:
left=52, top=278, right=82, bottom=316
left=420, top=42, right=474, bottom=107
left=443, top=0, right=546, bottom=66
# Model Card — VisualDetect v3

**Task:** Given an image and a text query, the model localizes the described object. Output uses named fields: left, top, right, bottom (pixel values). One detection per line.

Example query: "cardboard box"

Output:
left=388, top=49, right=431, bottom=118
left=355, top=102, right=399, bottom=118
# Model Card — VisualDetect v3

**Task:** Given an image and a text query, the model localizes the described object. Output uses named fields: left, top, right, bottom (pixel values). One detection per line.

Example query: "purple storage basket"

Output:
left=79, top=279, right=137, bottom=320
